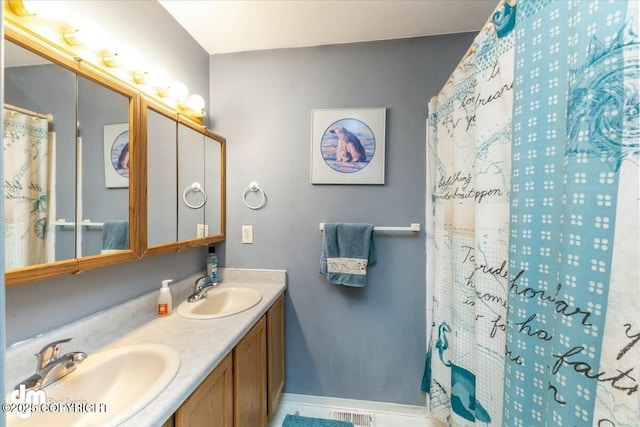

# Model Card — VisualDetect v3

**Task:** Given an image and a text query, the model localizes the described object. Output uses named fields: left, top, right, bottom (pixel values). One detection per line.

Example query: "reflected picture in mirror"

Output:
left=116, top=142, right=130, bottom=177
left=104, top=123, right=130, bottom=187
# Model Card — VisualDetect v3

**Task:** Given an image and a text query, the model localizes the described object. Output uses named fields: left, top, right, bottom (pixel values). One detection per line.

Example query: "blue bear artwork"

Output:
left=320, top=118, right=376, bottom=174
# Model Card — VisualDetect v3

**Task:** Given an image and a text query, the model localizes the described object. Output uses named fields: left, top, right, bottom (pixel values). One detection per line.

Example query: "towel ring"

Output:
left=243, top=181, right=266, bottom=210
left=183, top=182, right=207, bottom=209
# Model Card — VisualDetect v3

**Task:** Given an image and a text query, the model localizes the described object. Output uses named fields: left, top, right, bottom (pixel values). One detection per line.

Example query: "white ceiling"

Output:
left=158, top=0, right=499, bottom=55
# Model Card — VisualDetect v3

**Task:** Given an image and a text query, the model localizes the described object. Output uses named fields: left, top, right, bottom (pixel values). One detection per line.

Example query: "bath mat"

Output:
left=282, top=414, right=354, bottom=427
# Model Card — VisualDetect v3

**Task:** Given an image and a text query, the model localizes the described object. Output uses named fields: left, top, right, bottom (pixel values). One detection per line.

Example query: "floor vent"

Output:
left=330, top=410, right=375, bottom=427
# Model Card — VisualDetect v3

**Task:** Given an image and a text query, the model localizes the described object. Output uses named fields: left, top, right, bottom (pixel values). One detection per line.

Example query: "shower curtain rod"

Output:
left=430, top=0, right=512, bottom=104
left=3, top=102, right=53, bottom=122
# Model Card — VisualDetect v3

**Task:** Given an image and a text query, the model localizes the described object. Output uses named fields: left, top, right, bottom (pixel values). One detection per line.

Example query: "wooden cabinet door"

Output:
left=267, top=294, right=285, bottom=420
left=175, top=352, right=233, bottom=427
left=161, top=415, right=175, bottom=427
left=234, top=315, right=267, bottom=427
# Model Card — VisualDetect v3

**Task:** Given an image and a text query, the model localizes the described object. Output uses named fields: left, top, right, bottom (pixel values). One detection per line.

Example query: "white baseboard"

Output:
left=279, top=393, right=428, bottom=418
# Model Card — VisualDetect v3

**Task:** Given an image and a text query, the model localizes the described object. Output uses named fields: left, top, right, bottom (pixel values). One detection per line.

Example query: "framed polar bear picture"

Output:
left=310, top=108, right=386, bottom=184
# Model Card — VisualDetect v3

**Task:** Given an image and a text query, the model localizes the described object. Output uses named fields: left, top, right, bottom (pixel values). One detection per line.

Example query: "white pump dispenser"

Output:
left=157, top=279, right=173, bottom=317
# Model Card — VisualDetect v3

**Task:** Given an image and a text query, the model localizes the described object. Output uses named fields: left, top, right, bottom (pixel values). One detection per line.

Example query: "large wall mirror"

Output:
left=143, top=100, right=225, bottom=256
left=3, top=30, right=139, bottom=286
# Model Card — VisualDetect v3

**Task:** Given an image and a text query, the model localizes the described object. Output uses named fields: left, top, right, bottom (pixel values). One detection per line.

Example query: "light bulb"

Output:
left=62, top=23, right=108, bottom=49
left=169, top=81, right=189, bottom=101
left=186, top=95, right=206, bottom=112
left=148, top=68, right=170, bottom=90
left=11, top=0, right=67, bottom=19
left=117, top=47, right=144, bottom=70
left=81, top=24, right=108, bottom=50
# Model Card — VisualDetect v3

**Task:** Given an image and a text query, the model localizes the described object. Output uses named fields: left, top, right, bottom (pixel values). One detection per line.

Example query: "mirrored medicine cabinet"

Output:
left=3, top=25, right=226, bottom=286
left=3, top=28, right=140, bottom=286
left=141, top=99, right=226, bottom=256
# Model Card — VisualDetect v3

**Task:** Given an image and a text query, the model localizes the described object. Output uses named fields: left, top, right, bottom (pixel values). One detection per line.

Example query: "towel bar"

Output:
left=319, top=223, right=421, bottom=232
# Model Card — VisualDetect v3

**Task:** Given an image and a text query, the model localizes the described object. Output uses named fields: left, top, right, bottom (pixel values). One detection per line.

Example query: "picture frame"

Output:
left=103, top=123, right=130, bottom=188
left=311, top=107, right=386, bottom=184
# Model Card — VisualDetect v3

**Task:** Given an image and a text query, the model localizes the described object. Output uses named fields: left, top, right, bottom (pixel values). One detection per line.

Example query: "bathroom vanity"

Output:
left=4, top=269, right=286, bottom=427
left=170, top=294, right=285, bottom=427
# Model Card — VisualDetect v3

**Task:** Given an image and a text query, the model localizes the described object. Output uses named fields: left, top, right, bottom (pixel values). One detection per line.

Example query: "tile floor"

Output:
left=269, top=401, right=431, bottom=427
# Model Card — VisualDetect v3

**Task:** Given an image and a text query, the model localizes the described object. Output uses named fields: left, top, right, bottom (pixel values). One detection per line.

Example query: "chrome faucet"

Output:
left=187, top=275, right=218, bottom=302
left=15, top=338, right=87, bottom=392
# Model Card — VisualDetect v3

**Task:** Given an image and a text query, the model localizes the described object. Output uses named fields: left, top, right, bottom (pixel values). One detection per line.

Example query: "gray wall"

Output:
left=209, top=33, right=474, bottom=405
left=4, top=1, right=210, bottom=346
left=5, top=249, right=204, bottom=344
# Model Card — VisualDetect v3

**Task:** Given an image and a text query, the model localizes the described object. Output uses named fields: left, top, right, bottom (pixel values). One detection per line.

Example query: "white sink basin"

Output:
left=6, top=344, right=180, bottom=427
left=177, top=287, right=263, bottom=319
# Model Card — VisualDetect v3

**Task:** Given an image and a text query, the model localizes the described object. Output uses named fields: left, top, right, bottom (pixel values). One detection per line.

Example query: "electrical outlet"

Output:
left=242, top=225, right=253, bottom=244
left=196, top=223, right=205, bottom=238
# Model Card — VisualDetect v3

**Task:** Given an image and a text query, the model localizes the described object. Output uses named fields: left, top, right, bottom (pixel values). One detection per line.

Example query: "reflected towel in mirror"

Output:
left=101, top=220, right=129, bottom=253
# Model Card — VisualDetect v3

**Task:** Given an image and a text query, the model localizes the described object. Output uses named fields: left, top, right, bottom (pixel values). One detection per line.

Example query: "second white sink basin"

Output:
left=177, top=287, right=263, bottom=319
left=6, top=344, right=180, bottom=427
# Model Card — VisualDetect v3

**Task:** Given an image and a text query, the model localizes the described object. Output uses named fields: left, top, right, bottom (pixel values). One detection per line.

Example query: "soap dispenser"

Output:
left=157, top=279, right=173, bottom=317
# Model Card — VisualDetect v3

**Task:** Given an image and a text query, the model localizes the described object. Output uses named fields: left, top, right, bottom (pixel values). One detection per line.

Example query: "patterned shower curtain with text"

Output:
left=3, top=109, right=52, bottom=269
left=425, top=1, right=639, bottom=426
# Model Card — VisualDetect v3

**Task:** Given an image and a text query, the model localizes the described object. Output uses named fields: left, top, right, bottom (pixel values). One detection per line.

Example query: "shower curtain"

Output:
left=425, top=1, right=639, bottom=426
left=3, top=109, right=54, bottom=269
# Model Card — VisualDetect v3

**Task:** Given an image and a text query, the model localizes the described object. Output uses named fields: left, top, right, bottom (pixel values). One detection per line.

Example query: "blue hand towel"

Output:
left=101, top=220, right=129, bottom=252
left=320, top=223, right=376, bottom=287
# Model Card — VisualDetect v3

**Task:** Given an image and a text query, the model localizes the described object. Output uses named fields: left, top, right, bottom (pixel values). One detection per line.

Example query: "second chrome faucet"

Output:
left=187, top=275, right=219, bottom=302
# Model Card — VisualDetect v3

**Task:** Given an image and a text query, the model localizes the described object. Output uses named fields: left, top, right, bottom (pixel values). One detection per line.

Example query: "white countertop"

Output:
left=4, top=268, right=287, bottom=427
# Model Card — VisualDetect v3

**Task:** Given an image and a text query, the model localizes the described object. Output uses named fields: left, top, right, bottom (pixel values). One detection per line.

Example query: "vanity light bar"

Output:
left=5, top=0, right=206, bottom=121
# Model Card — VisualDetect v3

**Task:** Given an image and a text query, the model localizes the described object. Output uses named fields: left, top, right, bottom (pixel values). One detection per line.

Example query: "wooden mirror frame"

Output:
left=139, top=97, right=226, bottom=257
left=4, top=26, right=142, bottom=286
